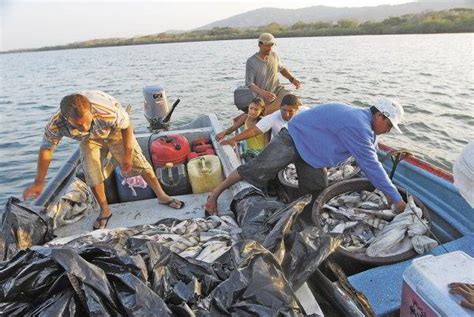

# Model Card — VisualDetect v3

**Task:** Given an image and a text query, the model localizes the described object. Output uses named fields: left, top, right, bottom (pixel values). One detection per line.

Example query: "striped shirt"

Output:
left=40, top=91, right=130, bottom=150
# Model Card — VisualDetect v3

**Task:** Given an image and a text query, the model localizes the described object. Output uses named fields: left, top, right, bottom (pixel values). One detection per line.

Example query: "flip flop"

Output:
left=93, top=214, right=112, bottom=230
left=159, top=198, right=185, bottom=209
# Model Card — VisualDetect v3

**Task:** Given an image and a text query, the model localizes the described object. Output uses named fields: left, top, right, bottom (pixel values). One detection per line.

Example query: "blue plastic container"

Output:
left=114, top=168, right=156, bottom=202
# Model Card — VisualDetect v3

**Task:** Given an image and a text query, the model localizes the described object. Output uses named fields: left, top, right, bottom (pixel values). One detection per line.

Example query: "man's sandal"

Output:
left=93, top=214, right=112, bottom=230
left=159, top=198, right=185, bottom=209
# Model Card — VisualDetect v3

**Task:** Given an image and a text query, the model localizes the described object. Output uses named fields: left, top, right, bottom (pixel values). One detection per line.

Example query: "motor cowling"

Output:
left=143, top=85, right=170, bottom=131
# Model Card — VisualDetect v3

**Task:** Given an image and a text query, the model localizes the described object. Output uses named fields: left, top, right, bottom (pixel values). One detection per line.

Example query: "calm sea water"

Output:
left=0, top=34, right=473, bottom=206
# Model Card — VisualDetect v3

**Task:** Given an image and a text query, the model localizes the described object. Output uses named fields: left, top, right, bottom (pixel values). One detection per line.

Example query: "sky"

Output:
left=0, top=0, right=415, bottom=51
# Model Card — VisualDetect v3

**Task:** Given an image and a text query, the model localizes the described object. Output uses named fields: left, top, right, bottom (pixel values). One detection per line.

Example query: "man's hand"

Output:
left=121, top=151, right=133, bottom=175
left=291, top=78, right=301, bottom=89
left=23, top=182, right=44, bottom=200
left=394, top=200, right=406, bottom=213
left=262, top=91, right=277, bottom=103
left=449, top=282, right=474, bottom=310
left=220, top=138, right=237, bottom=147
left=216, top=131, right=226, bottom=142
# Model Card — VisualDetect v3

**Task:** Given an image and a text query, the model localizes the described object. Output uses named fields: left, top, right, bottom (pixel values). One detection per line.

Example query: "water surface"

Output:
left=1, top=33, right=473, bottom=205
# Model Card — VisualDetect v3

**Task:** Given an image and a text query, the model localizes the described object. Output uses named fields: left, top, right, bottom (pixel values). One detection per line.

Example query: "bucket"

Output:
left=312, top=178, right=431, bottom=268
left=187, top=155, right=224, bottom=194
left=278, top=160, right=360, bottom=202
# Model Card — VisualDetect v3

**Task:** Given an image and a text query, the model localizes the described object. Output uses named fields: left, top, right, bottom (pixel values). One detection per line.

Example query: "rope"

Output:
left=405, top=189, right=451, bottom=254
left=381, top=149, right=414, bottom=180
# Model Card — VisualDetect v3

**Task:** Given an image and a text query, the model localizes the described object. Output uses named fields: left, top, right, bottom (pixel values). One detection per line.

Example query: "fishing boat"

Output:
left=1, top=86, right=473, bottom=316
left=309, top=143, right=474, bottom=316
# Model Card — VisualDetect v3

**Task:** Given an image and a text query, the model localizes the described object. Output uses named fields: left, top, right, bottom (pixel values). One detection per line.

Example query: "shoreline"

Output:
left=3, top=8, right=473, bottom=55
left=2, top=30, right=473, bottom=55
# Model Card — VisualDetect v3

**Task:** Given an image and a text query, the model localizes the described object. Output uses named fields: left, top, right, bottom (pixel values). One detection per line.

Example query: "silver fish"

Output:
left=197, top=245, right=231, bottom=263
left=179, top=245, right=203, bottom=258
left=331, top=221, right=359, bottom=234
left=353, top=208, right=396, bottom=221
left=362, top=216, right=388, bottom=230
left=195, top=242, right=228, bottom=262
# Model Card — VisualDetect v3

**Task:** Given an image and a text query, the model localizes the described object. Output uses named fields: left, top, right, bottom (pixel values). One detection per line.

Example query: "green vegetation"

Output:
left=4, top=8, right=473, bottom=54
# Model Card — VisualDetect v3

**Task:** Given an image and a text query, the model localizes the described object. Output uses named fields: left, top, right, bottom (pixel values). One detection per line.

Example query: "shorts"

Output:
left=264, top=86, right=289, bottom=115
left=237, top=128, right=328, bottom=195
left=80, top=133, right=153, bottom=187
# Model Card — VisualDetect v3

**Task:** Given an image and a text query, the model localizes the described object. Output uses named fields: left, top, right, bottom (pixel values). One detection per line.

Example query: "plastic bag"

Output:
left=230, top=188, right=285, bottom=239
left=46, top=177, right=98, bottom=229
left=233, top=191, right=342, bottom=290
left=0, top=197, right=54, bottom=261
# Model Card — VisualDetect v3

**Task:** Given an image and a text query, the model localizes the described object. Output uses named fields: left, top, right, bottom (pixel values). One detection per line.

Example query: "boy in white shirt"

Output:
left=220, top=94, right=305, bottom=147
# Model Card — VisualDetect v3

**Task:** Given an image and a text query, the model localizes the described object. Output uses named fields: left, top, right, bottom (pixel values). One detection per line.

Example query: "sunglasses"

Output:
left=259, top=41, right=274, bottom=46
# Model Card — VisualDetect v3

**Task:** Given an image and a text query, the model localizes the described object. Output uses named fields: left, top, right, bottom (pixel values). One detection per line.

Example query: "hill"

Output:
left=199, top=0, right=474, bottom=29
left=2, top=7, right=473, bottom=54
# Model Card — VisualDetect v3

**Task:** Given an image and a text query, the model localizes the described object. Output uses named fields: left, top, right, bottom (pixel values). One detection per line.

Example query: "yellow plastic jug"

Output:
left=187, top=155, right=224, bottom=194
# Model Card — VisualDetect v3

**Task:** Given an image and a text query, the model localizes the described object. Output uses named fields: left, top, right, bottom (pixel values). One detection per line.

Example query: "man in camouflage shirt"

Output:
left=23, top=91, right=184, bottom=229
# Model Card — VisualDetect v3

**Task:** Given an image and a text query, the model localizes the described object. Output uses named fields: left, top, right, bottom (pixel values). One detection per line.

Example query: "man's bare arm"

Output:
left=120, top=124, right=134, bottom=174
left=23, top=147, right=54, bottom=199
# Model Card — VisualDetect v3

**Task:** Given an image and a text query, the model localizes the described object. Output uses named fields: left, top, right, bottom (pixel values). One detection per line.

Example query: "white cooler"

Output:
left=400, top=251, right=474, bottom=317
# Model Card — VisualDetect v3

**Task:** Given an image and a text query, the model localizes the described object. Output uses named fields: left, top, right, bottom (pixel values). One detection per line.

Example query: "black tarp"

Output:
left=0, top=193, right=341, bottom=316
left=0, top=197, right=54, bottom=261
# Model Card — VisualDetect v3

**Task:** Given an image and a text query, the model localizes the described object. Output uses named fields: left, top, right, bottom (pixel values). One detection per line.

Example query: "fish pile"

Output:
left=48, top=215, right=241, bottom=263
left=319, top=189, right=437, bottom=257
left=46, top=178, right=99, bottom=229
left=282, top=158, right=358, bottom=186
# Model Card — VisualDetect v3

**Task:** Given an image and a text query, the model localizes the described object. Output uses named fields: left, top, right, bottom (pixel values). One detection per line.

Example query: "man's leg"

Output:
left=295, top=157, right=328, bottom=225
left=109, top=137, right=184, bottom=209
left=205, top=170, right=243, bottom=215
left=206, top=128, right=298, bottom=215
left=80, top=139, right=114, bottom=229
left=264, top=87, right=288, bottom=115
left=91, top=182, right=112, bottom=227
left=141, top=168, right=183, bottom=209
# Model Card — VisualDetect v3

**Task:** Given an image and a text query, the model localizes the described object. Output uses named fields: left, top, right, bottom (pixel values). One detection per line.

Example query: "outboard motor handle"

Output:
left=163, top=99, right=180, bottom=123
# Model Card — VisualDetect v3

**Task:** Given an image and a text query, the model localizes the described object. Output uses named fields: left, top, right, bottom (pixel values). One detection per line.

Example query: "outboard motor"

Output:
left=143, top=85, right=180, bottom=132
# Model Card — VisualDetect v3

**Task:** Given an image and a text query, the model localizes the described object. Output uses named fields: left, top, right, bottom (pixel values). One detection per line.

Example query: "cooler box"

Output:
left=400, top=251, right=474, bottom=317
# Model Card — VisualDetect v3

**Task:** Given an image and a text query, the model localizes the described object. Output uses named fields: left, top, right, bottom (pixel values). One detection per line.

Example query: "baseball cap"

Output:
left=258, top=33, right=275, bottom=45
left=374, top=98, right=404, bottom=133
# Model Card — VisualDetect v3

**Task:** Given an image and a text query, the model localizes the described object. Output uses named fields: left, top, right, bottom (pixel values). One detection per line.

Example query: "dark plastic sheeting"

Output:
left=0, top=192, right=341, bottom=316
left=0, top=197, right=54, bottom=261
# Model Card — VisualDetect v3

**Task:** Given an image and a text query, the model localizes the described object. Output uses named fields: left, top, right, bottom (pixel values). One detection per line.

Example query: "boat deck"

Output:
left=54, top=191, right=234, bottom=238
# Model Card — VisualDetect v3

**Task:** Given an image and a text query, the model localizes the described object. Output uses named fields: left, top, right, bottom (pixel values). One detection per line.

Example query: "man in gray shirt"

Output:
left=246, top=33, right=301, bottom=115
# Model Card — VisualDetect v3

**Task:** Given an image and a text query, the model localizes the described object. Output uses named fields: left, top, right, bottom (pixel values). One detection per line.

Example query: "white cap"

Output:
left=453, top=141, right=474, bottom=208
left=374, top=98, right=404, bottom=133
left=258, top=33, right=275, bottom=45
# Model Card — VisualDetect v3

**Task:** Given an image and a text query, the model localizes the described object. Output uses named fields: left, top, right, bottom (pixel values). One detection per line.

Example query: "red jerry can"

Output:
left=191, top=138, right=211, bottom=148
left=151, top=134, right=190, bottom=168
left=193, top=144, right=213, bottom=153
